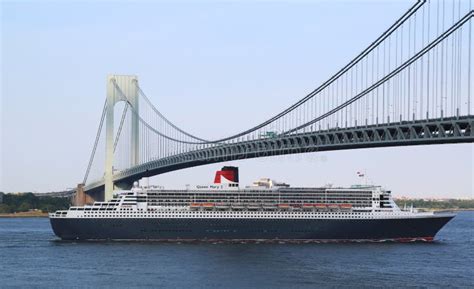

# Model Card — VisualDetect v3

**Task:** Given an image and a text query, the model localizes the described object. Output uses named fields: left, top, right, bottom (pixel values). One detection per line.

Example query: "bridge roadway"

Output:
left=84, top=116, right=473, bottom=196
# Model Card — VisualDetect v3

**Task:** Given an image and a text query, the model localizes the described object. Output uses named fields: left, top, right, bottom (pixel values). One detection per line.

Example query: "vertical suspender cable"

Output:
left=469, top=0, right=472, bottom=115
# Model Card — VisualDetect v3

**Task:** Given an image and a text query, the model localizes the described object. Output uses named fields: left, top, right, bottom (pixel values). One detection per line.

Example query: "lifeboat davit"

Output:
left=215, top=203, right=230, bottom=210
left=262, top=203, right=277, bottom=210
left=231, top=203, right=245, bottom=210
left=247, top=203, right=261, bottom=210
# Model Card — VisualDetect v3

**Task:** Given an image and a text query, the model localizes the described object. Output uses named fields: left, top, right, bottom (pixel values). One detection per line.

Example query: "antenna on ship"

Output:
left=357, top=170, right=376, bottom=187
left=356, top=171, right=367, bottom=186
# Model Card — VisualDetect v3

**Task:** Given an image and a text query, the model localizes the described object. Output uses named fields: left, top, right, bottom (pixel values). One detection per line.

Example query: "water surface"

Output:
left=1, top=212, right=473, bottom=288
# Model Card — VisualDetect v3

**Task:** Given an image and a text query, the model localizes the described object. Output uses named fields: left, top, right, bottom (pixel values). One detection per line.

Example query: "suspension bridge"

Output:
left=76, top=0, right=474, bottom=205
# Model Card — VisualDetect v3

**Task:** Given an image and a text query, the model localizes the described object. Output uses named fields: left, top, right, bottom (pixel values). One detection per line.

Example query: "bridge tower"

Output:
left=105, top=75, right=139, bottom=201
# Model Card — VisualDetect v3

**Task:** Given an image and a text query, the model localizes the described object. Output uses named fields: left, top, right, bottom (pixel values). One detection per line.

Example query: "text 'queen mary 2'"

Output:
left=50, top=167, right=454, bottom=242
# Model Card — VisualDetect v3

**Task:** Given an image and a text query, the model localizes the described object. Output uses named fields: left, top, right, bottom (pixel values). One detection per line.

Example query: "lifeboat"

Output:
left=190, top=203, right=201, bottom=211
left=291, top=204, right=302, bottom=211
left=340, top=204, right=353, bottom=211
left=315, top=204, right=328, bottom=211
left=278, top=204, right=290, bottom=210
left=202, top=203, right=215, bottom=210
left=328, top=204, right=340, bottom=211
left=302, top=204, right=314, bottom=211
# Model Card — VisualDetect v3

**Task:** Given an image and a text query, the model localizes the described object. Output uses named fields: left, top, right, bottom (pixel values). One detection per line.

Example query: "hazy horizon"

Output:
left=1, top=1, right=473, bottom=199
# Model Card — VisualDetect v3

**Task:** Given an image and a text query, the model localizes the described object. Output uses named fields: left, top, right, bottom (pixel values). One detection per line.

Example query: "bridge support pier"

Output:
left=75, top=183, right=96, bottom=205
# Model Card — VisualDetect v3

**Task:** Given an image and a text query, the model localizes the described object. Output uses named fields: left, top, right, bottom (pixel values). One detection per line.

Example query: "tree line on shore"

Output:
left=394, top=199, right=474, bottom=210
left=0, top=193, right=71, bottom=213
left=0, top=192, right=472, bottom=214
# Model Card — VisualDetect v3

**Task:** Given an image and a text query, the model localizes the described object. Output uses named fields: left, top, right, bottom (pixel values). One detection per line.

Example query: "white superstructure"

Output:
left=51, top=178, right=437, bottom=221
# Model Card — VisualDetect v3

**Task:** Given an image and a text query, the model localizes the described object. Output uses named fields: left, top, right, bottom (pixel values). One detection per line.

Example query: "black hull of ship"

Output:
left=50, top=215, right=454, bottom=242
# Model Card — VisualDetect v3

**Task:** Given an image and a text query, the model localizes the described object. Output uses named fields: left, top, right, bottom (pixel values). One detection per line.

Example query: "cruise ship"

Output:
left=50, top=166, right=455, bottom=242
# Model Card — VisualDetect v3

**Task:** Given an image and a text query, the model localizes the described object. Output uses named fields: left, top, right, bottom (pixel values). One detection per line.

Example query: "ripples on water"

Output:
left=0, top=212, right=473, bottom=289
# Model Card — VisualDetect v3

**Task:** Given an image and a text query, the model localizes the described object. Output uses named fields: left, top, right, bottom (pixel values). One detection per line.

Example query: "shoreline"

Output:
left=418, top=208, right=474, bottom=212
left=0, top=211, right=49, bottom=218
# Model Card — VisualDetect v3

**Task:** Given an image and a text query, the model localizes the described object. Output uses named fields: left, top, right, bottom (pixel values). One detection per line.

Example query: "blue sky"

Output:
left=1, top=0, right=473, bottom=198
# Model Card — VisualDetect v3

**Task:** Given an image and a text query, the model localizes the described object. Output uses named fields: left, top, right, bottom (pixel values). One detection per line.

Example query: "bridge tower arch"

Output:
left=105, top=75, right=139, bottom=201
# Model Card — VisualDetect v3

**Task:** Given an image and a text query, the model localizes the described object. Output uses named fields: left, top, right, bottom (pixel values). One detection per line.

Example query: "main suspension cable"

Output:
left=282, top=10, right=474, bottom=135
left=136, top=85, right=209, bottom=142
left=135, top=0, right=426, bottom=144
left=83, top=100, right=107, bottom=184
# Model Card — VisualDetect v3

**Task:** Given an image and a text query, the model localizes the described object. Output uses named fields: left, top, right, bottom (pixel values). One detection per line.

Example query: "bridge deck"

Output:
left=83, top=116, right=473, bottom=194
